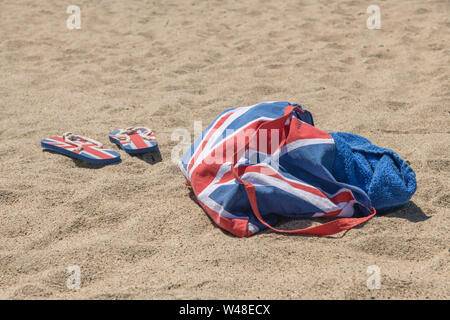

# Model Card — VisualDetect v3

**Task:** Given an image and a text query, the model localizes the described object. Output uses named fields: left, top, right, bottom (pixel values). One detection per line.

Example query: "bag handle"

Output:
left=231, top=106, right=376, bottom=236
left=234, top=171, right=375, bottom=236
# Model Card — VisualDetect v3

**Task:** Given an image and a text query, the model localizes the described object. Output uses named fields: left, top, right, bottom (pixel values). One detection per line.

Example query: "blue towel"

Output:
left=330, top=132, right=417, bottom=213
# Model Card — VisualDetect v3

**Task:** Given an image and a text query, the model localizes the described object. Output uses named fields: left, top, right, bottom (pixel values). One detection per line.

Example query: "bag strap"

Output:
left=233, top=171, right=375, bottom=236
left=231, top=105, right=376, bottom=236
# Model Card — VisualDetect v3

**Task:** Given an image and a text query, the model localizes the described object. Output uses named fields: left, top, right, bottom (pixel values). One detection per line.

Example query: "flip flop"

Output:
left=108, top=127, right=158, bottom=154
left=41, top=132, right=121, bottom=165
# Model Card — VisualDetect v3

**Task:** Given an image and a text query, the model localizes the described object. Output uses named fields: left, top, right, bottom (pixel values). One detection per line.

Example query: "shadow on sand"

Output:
left=380, top=201, right=430, bottom=223
left=130, top=148, right=162, bottom=165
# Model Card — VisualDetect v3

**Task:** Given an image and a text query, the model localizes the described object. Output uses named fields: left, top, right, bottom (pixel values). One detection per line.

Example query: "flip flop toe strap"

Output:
left=115, top=127, right=154, bottom=143
left=63, top=132, right=103, bottom=151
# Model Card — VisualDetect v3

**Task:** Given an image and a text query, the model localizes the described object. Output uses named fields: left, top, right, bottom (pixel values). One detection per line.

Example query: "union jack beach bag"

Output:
left=179, top=101, right=376, bottom=237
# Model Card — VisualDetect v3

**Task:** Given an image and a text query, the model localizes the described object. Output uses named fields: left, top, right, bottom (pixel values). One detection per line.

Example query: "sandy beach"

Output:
left=0, top=0, right=449, bottom=299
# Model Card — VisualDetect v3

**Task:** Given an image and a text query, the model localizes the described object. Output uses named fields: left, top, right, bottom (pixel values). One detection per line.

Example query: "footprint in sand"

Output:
left=0, top=190, right=21, bottom=205
left=13, top=285, right=52, bottom=298
left=426, top=159, right=450, bottom=173
left=385, top=100, right=408, bottom=111
left=352, top=236, right=447, bottom=261
left=432, top=194, right=450, bottom=208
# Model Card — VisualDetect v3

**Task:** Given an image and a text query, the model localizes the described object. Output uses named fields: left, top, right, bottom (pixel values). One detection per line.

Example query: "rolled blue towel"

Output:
left=329, top=132, right=417, bottom=213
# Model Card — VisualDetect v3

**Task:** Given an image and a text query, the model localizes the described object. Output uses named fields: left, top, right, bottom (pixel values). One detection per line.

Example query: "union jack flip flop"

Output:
left=108, top=127, right=158, bottom=154
left=41, top=132, right=121, bottom=165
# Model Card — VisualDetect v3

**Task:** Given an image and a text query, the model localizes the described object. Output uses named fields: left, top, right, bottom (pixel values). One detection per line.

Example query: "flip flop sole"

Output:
left=41, top=137, right=121, bottom=165
left=109, top=130, right=158, bottom=154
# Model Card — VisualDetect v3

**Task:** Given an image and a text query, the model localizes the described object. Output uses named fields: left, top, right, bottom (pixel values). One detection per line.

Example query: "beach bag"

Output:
left=179, top=101, right=416, bottom=237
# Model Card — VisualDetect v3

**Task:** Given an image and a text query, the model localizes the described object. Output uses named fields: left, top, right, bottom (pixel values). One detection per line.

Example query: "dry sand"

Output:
left=0, top=0, right=449, bottom=299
